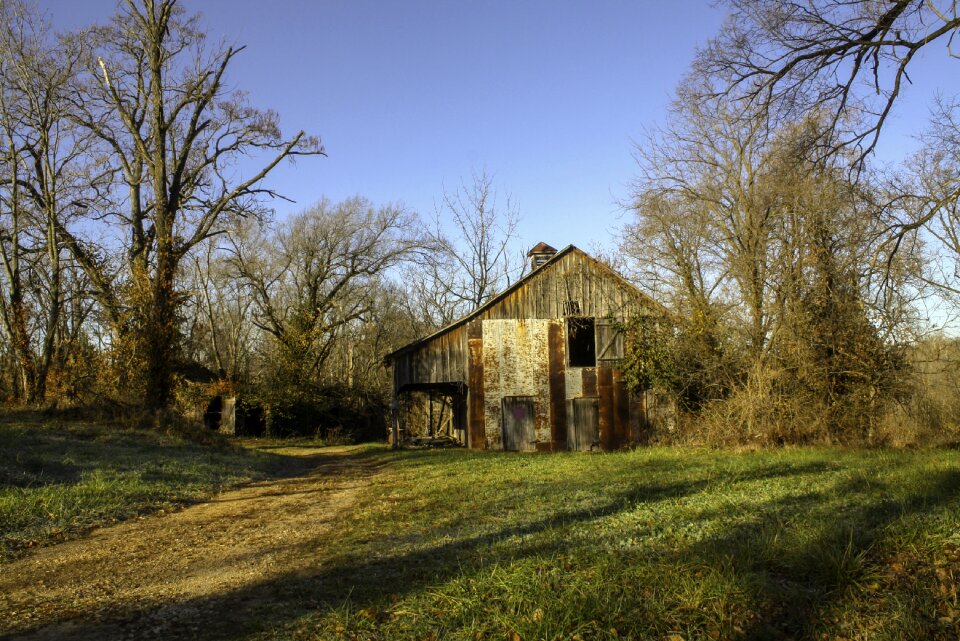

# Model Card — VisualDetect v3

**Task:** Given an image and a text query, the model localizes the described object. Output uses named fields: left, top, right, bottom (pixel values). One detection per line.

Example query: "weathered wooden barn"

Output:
left=386, top=243, right=671, bottom=451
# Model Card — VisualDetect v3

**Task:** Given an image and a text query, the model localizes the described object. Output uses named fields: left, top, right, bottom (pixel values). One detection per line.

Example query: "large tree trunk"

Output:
left=140, top=237, right=179, bottom=410
left=8, top=285, right=36, bottom=402
left=34, top=217, right=62, bottom=404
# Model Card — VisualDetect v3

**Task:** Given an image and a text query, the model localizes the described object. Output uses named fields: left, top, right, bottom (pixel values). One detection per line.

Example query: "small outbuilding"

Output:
left=385, top=243, right=672, bottom=451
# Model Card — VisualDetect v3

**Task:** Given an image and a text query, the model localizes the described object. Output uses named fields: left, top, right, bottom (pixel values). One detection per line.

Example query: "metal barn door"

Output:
left=567, top=397, right=599, bottom=451
left=502, top=396, right=536, bottom=451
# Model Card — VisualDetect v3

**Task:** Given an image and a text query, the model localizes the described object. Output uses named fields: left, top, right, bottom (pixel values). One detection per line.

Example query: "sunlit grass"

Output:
left=3, top=417, right=958, bottom=640
left=0, top=416, right=283, bottom=561
left=264, top=447, right=960, bottom=641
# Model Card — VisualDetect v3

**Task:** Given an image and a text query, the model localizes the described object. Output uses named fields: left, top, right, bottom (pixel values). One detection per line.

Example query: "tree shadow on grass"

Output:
left=3, top=451, right=872, bottom=640
left=686, top=466, right=960, bottom=640
left=6, top=466, right=712, bottom=640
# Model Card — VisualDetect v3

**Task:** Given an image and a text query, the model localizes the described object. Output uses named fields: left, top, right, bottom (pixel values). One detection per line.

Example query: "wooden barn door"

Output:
left=596, top=319, right=624, bottom=365
left=502, top=396, right=536, bottom=451
left=567, top=397, right=599, bottom=451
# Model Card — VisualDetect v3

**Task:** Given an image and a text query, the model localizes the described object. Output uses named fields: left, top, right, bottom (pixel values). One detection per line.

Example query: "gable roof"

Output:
left=385, top=245, right=667, bottom=362
left=527, top=241, right=558, bottom=255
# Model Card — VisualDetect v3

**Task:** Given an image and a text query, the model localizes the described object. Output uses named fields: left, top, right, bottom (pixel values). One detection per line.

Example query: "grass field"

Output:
left=3, top=416, right=960, bottom=640
left=0, top=412, right=285, bottom=561
left=265, top=447, right=960, bottom=641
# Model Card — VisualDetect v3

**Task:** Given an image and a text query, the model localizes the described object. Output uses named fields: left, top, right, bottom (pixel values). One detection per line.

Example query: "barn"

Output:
left=386, top=243, right=673, bottom=451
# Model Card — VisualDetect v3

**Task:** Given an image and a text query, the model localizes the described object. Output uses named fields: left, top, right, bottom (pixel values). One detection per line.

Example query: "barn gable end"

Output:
left=386, top=245, right=671, bottom=451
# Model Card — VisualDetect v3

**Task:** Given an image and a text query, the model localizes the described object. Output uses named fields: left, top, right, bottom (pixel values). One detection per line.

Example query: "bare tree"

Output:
left=628, top=78, right=781, bottom=360
left=408, top=170, right=524, bottom=328
left=700, top=0, right=959, bottom=160
left=0, top=1, right=101, bottom=403
left=59, top=0, right=323, bottom=409
left=698, top=1, right=960, bottom=288
left=232, top=197, right=424, bottom=393
left=873, top=96, right=960, bottom=325
left=625, top=71, right=910, bottom=439
left=183, top=242, right=257, bottom=382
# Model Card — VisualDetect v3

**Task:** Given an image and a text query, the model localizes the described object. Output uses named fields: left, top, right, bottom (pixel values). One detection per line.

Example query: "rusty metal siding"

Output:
left=547, top=321, right=567, bottom=450
left=565, top=366, right=583, bottom=399
left=467, top=320, right=485, bottom=449
left=481, top=319, right=551, bottom=449
left=581, top=369, right=597, bottom=397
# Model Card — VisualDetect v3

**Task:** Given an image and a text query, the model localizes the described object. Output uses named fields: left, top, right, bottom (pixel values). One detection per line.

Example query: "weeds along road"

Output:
left=0, top=445, right=383, bottom=641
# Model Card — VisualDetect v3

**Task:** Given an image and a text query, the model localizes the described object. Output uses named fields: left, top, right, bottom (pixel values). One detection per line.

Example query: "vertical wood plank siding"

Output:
left=467, top=320, right=485, bottom=449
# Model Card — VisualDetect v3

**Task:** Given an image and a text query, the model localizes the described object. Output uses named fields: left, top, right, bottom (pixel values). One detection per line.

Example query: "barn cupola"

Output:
left=527, top=242, right=558, bottom=270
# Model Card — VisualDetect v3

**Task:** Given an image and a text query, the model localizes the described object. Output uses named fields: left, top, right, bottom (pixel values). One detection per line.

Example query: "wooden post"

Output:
left=391, top=397, right=400, bottom=449
left=429, top=393, right=434, bottom=437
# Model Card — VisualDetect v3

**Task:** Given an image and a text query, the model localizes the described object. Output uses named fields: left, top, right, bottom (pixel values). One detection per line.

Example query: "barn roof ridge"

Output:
left=526, top=241, right=558, bottom=255
left=384, top=244, right=662, bottom=362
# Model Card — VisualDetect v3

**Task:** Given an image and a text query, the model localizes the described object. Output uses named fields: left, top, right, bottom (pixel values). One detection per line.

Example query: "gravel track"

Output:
left=1, top=446, right=381, bottom=641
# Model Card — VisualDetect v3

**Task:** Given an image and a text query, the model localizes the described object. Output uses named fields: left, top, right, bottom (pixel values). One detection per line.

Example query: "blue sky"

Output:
left=42, top=0, right=957, bottom=254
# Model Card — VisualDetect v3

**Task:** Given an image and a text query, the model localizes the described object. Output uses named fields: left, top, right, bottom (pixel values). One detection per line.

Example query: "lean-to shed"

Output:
left=386, top=243, right=672, bottom=451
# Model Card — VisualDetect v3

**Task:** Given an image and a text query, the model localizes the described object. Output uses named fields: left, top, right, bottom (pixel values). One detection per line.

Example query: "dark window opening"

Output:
left=568, top=317, right=596, bottom=367
left=204, top=395, right=223, bottom=431
left=532, top=254, right=551, bottom=269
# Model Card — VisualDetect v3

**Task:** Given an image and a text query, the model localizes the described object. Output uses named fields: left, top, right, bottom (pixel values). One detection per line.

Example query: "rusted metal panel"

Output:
left=565, top=367, right=583, bottom=399
left=582, top=369, right=597, bottom=397
left=547, top=321, right=567, bottom=448
left=597, top=367, right=614, bottom=450
left=482, top=319, right=551, bottom=449
left=467, top=320, right=485, bottom=449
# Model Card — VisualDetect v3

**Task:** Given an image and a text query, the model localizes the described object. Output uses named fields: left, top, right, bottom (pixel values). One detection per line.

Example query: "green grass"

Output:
left=0, top=413, right=286, bottom=561
left=3, top=417, right=959, bottom=640
left=257, top=446, right=960, bottom=641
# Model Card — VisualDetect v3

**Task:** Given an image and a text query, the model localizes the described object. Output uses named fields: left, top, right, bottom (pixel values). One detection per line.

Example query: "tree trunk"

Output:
left=142, top=243, right=178, bottom=410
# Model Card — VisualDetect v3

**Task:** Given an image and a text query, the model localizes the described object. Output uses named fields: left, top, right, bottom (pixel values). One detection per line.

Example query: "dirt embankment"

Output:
left=1, top=446, right=383, bottom=641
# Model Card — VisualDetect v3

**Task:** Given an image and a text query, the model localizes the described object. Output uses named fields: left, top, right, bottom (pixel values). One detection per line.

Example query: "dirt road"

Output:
left=0, top=446, right=382, bottom=641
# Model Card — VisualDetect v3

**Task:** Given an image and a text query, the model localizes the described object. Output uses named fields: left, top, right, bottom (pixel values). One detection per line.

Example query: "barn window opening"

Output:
left=568, top=317, right=596, bottom=367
